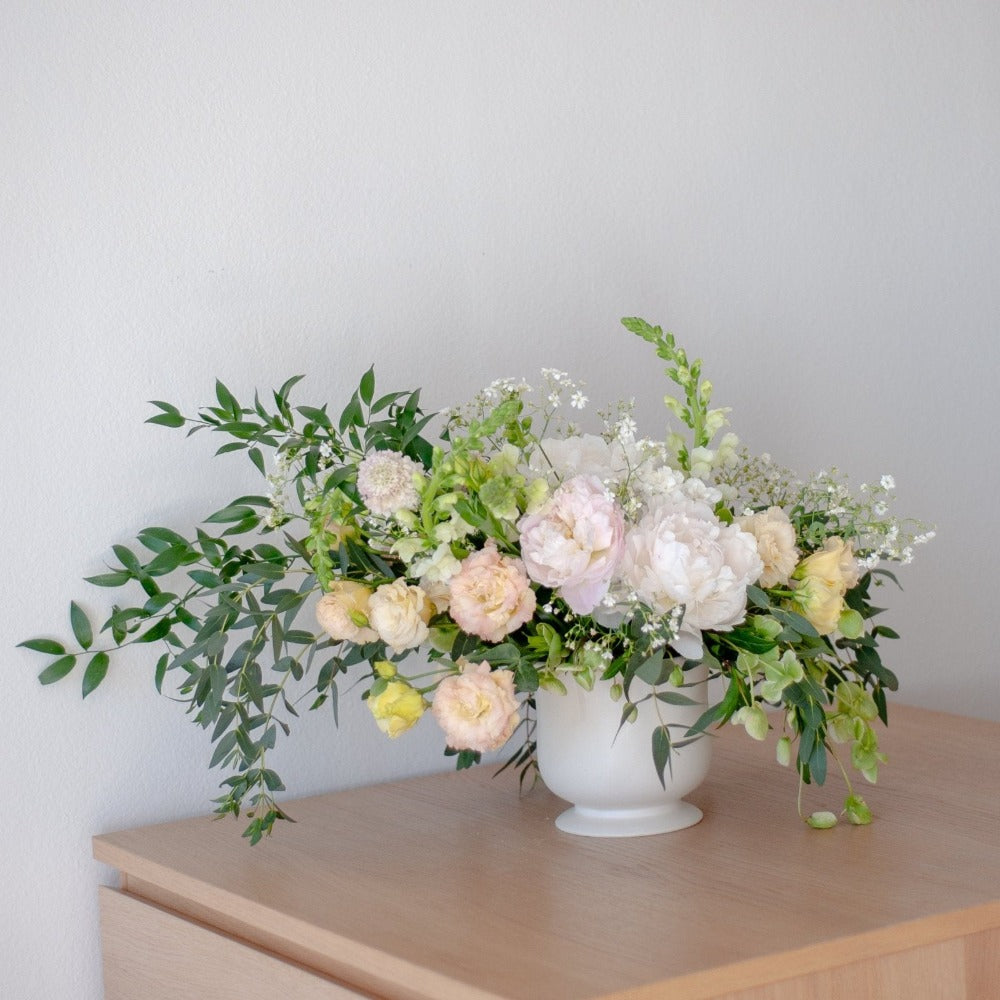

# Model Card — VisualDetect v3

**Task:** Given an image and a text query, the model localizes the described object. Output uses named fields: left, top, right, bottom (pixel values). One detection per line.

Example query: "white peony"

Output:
left=619, top=498, right=763, bottom=632
left=531, top=434, right=636, bottom=485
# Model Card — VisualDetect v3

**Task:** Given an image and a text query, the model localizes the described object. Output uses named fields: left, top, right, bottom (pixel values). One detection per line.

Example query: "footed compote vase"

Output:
left=534, top=664, right=711, bottom=837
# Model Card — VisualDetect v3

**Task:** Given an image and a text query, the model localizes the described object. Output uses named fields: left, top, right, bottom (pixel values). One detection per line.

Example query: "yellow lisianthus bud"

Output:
left=374, top=660, right=397, bottom=679
left=367, top=680, right=427, bottom=738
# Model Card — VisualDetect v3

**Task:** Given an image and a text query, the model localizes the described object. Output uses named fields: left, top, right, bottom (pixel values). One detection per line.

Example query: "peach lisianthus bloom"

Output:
left=448, top=542, right=536, bottom=643
left=431, top=661, right=520, bottom=753
left=368, top=579, right=432, bottom=654
left=316, top=581, right=378, bottom=644
left=737, top=506, right=799, bottom=588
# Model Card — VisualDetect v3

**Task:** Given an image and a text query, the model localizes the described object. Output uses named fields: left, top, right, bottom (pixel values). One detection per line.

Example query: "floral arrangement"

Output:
left=22, top=319, right=932, bottom=842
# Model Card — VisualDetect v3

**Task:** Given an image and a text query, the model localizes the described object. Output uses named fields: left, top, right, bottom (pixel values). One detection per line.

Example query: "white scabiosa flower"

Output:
left=356, top=450, right=422, bottom=516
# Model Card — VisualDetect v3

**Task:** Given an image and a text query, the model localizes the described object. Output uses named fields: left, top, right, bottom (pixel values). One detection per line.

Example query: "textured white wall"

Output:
left=4, top=3, right=998, bottom=997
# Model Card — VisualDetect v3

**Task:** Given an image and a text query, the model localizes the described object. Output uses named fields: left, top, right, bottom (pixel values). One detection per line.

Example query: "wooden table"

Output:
left=93, top=705, right=1000, bottom=999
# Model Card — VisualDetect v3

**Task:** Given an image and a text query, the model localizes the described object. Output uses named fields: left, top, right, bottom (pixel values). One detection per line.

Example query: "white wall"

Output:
left=4, top=3, right=998, bottom=996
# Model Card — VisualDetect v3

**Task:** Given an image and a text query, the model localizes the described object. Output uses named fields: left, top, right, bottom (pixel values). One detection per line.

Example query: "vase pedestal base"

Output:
left=554, top=800, right=703, bottom=838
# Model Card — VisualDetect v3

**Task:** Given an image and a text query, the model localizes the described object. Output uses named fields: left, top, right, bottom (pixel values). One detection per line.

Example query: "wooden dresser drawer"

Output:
left=98, top=887, right=365, bottom=999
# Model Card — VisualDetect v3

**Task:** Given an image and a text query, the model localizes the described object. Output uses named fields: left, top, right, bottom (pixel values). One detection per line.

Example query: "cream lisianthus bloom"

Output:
left=367, top=680, right=427, bottom=738
left=368, top=579, right=432, bottom=654
left=431, top=660, right=520, bottom=753
left=790, top=537, right=858, bottom=635
left=738, top=506, right=799, bottom=588
left=316, top=581, right=378, bottom=644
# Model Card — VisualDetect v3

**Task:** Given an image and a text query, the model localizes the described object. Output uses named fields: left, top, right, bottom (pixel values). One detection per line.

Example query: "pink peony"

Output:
left=448, top=542, right=536, bottom=643
left=517, top=474, right=625, bottom=614
left=431, top=661, right=520, bottom=752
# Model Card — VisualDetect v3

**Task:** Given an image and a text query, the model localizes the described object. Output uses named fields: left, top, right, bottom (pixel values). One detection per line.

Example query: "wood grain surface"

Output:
left=94, top=705, right=1000, bottom=999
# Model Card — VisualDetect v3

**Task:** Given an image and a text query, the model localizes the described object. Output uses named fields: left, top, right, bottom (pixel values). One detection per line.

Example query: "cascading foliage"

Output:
left=22, top=319, right=932, bottom=841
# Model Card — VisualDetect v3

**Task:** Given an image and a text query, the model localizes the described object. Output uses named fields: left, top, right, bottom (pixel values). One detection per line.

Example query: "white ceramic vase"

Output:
left=534, top=663, right=711, bottom=837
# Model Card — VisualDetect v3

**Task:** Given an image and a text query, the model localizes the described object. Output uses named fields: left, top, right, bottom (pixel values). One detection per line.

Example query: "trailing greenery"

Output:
left=21, top=319, right=931, bottom=840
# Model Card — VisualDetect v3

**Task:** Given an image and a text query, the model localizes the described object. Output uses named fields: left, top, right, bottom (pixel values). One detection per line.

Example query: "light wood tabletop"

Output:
left=94, top=704, right=1000, bottom=999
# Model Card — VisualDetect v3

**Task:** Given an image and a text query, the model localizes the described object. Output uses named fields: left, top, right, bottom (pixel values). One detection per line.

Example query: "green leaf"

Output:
left=204, top=504, right=258, bottom=524
left=84, top=571, right=133, bottom=587
left=728, top=626, right=779, bottom=654
left=137, top=526, right=190, bottom=552
left=773, top=608, right=820, bottom=639
left=82, top=652, right=110, bottom=698
left=154, top=653, right=169, bottom=693
left=808, top=736, right=828, bottom=785
left=652, top=725, right=672, bottom=788
left=248, top=447, right=266, bottom=476
left=654, top=691, right=699, bottom=706
left=514, top=660, right=540, bottom=693
left=136, top=619, right=172, bottom=643
left=144, top=547, right=188, bottom=576
left=148, top=399, right=181, bottom=415
left=215, top=379, right=240, bottom=416
left=856, top=645, right=899, bottom=691
left=18, top=638, right=66, bottom=655
left=261, top=768, right=285, bottom=791
left=70, top=602, right=93, bottom=650
left=338, top=394, right=362, bottom=433
left=112, top=545, right=142, bottom=573
left=210, top=730, right=239, bottom=768
left=146, top=411, right=186, bottom=429
left=296, top=406, right=332, bottom=430
left=359, top=366, right=375, bottom=406
left=38, top=655, right=77, bottom=685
